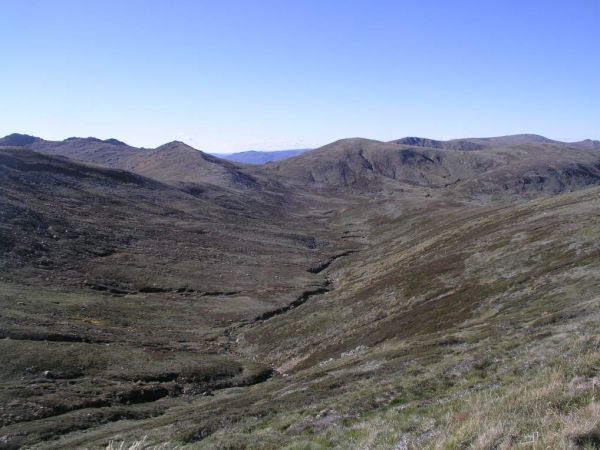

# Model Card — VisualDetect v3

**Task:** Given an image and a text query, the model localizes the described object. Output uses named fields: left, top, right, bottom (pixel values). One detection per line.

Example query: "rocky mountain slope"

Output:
left=1, top=133, right=600, bottom=449
left=17, top=135, right=260, bottom=191
left=0, top=133, right=42, bottom=147
left=264, top=137, right=600, bottom=199
left=26, top=136, right=141, bottom=167
left=392, top=133, right=600, bottom=151
left=117, top=141, right=260, bottom=189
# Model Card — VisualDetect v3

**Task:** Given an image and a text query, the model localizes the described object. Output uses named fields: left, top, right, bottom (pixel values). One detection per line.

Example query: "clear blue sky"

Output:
left=2, top=0, right=598, bottom=151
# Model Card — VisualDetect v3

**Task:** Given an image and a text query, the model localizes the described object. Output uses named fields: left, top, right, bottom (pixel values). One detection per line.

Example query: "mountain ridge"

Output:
left=391, top=133, right=600, bottom=151
left=5, top=132, right=600, bottom=198
left=263, top=137, right=600, bottom=199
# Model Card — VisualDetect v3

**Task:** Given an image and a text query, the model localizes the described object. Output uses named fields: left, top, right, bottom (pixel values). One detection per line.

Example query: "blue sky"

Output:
left=2, top=0, right=598, bottom=151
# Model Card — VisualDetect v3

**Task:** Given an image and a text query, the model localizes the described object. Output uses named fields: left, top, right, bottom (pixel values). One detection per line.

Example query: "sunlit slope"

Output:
left=35, top=186, right=600, bottom=449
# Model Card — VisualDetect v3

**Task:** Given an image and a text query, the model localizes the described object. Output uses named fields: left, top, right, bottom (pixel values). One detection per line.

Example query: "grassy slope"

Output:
left=33, top=186, right=600, bottom=450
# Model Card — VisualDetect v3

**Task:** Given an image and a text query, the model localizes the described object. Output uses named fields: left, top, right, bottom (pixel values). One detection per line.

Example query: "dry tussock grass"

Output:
left=430, top=341, right=600, bottom=449
left=106, top=436, right=181, bottom=450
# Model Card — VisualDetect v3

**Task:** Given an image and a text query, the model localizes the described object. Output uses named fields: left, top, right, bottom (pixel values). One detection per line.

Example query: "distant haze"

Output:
left=213, top=149, right=311, bottom=164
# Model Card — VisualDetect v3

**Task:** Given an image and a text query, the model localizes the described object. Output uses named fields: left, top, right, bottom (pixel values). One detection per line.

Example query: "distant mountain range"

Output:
left=2, top=132, right=600, bottom=198
left=212, top=149, right=311, bottom=164
left=0, top=133, right=310, bottom=165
